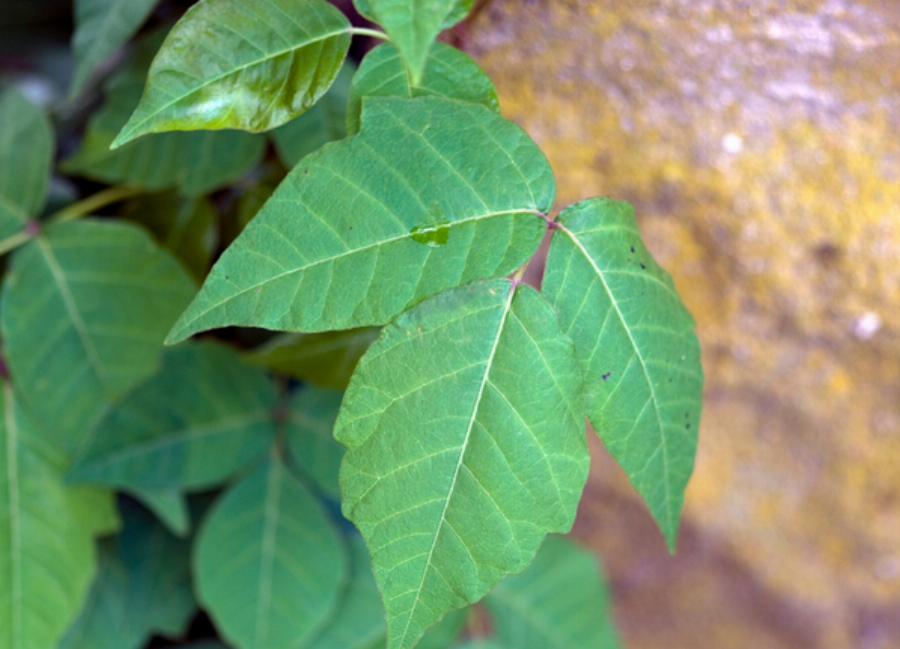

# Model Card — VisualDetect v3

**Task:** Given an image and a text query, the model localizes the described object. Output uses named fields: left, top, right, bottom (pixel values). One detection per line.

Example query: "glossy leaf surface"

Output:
left=484, top=535, right=621, bottom=649
left=167, top=97, right=553, bottom=343
left=0, top=220, right=196, bottom=453
left=285, top=387, right=345, bottom=499
left=272, top=62, right=355, bottom=168
left=352, top=0, right=473, bottom=83
left=0, top=89, right=52, bottom=236
left=122, top=192, right=218, bottom=281
left=347, top=42, right=497, bottom=135
left=0, top=382, right=117, bottom=649
left=542, top=198, right=703, bottom=549
left=112, top=0, right=352, bottom=146
left=70, top=0, right=159, bottom=96
left=247, top=328, right=379, bottom=389
left=336, top=279, right=589, bottom=649
left=60, top=501, right=194, bottom=649
left=64, top=31, right=266, bottom=197
left=69, top=342, right=276, bottom=491
left=195, top=455, right=346, bottom=649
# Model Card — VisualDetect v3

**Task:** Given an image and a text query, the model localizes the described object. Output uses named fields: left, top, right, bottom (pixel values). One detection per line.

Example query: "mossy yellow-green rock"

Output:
left=466, top=2, right=900, bottom=647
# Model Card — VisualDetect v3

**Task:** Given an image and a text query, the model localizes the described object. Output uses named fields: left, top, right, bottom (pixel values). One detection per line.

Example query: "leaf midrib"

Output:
left=398, top=284, right=515, bottom=648
left=557, top=222, right=674, bottom=534
left=176, top=209, right=534, bottom=333
left=2, top=383, right=22, bottom=649
left=255, top=459, right=282, bottom=649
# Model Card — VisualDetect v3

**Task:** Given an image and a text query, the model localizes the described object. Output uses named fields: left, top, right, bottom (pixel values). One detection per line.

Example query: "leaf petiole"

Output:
left=46, top=185, right=144, bottom=226
left=349, top=27, right=391, bottom=41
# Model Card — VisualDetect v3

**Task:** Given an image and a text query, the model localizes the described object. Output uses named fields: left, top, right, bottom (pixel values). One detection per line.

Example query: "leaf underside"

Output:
left=112, top=0, right=352, bottom=146
left=166, top=96, right=554, bottom=343
left=542, top=198, right=703, bottom=549
left=0, top=220, right=196, bottom=454
left=336, top=279, right=589, bottom=649
left=346, top=42, right=498, bottom=135
left=195, top=455, right=347, bottom=649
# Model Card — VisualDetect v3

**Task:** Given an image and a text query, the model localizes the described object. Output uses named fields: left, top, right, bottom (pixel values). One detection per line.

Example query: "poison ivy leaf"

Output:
left=63, top=30, right=266, bottom=197
left=285, top=387, right=345, bottom=499
left=195, top=454, right=347, bottom=649
left=247, top=328, right=379, bottom=389
left=222, top=175, right=280, bottom=248
left=0, top=219, right=196, bottom=454
left=0, top=88, right=52, bottom=237
left=166, top=97, right=554, bottom=343
left=129, top=488, right=190, bottom=537
left=542, top=198, right=703, bottom=550
left=484, top=535, right=621, bottom=649
left=70, top=0, right=159, bottom=97
left=111, top=0, right=353, bottom=147
left=347, top=42, right=497, bottom=135
left=0, top=381, right=117, bottom=649
left=69, top=342, right=276, bottom=491
left=122, top=192, right=218, bottom=281
left=352, top=1, right=474, bottom=82
left=271, top=62, right=356, bottom=169
left=336, top=279, right=589, bottom=649
left=60, top=501, right=195, bottom=649
left=415, top=609, right=467, bottom=649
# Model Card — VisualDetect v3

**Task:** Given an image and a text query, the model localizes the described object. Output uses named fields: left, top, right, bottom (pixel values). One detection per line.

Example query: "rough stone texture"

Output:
left=464, top=1, right=900, bottom=647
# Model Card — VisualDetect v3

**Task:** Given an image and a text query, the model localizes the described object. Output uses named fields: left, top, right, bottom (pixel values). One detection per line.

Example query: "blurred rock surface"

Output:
left=465, top=1, right=900, bottom=647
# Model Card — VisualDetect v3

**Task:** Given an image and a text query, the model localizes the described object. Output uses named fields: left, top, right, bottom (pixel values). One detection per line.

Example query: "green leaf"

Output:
left=128, top=488, right=190, bottom=537
left=484, top=535, right=621, bottom=649
left=415, top=609, right=466, bottom=649
left=0, top=219, right=196, bottom=454
left=70, top=0, right=159, bottom=97
left=285, top=387, right=345, bottom=499
left=111, top=0, right=353, bottom=147
left=352, top=1, right=474, bottom=83
left=336, top=279, right=589, bottom=649
left=166, top=97, right=553, bottom=343
left=451, top=642, right=503, bottom=649
left=271, top=62, right=356, bottom=169
left=69, top=342, right=277, bottom=491
left=542, top=198, right=703, bottom=550
left=122, top=192, right=218, bottom=281
left=247, top=328, right=379, bottom=389
left=195, top=454, right=347, bottom=649
left=1, top=381, right=116, bottom=649
left=63, top=30, right=266, bottom=197
left=60, top=500, right=195, bottom=649
left=0, top=88, right=53, bottom=235
left=347, top=42, right=497, bottom=135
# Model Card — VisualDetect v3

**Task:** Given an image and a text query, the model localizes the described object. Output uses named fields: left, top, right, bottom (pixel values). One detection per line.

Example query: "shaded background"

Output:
left=457, top=1, right=900, bottom=648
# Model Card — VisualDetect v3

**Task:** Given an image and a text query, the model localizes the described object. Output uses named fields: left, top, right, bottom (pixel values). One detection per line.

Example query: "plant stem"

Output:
left=46, top=185, right=143, bottom=225
left=350, top=27, right=391, bottom=41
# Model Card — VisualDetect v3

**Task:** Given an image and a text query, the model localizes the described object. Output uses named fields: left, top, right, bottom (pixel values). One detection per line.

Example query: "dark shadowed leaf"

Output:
left=122, top=192, right=218, bottom=281
left=336, top=279, right=589, bottom=649
left=484, top=535, right=621, bottom=649
left=542, top=197, right=703, bottom=550
left=247, top=328, right=379, bottom=389
left=285, top=386, right=345, bottom=499
left=60, top=500, right=195, bottom=649
left=351, top=1, right=474, bottom=83
left=0, top=219, right=196, bottom=454
left=0, top=88, right=53, bottom=236
left=111, top=0, right=352, bottom=146
left=347, top=42, right=497, bottom=135
left=68, top=342, right=277, bottom=491
left=70, top=0, right=159, bottom=97
left=63, top=30, right=266, bottom=197
left=271, top=62, right=356, bottom=168
left=167, top=97, right=554, bottom=343
left=195, top=454, right=347, bottom=649
left=0, top=382, right=118, bottom=649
